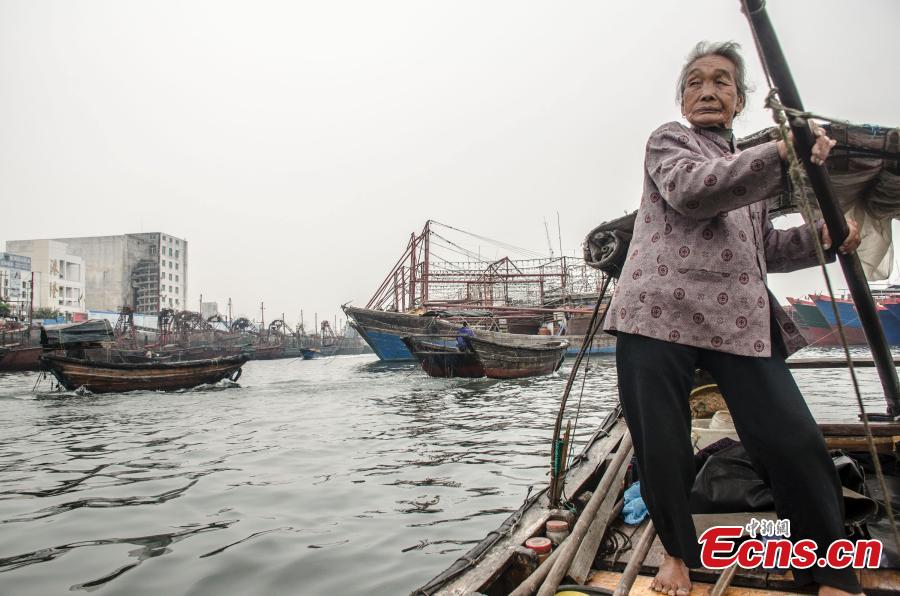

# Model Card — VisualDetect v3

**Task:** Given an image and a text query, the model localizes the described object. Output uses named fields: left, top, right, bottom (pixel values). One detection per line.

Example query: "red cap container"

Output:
left=546, top=520, right=569, bottom=533
left=525, top=536, right=552, bottom=554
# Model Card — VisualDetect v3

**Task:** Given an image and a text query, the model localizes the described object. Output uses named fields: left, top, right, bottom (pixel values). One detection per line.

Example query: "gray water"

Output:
left=0, top=349, right=892, bottom=596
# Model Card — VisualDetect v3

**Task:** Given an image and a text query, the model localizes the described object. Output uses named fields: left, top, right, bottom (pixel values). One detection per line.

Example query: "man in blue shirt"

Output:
left=456, top=321, right=475, bottom=351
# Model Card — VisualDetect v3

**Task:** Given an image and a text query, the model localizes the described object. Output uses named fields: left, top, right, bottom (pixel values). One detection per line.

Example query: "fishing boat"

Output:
left=249, top=343, right=285, bottom=360
left=346, top=220, right=615, bottom=361
left=0, top=344, right=42, bottom=372
left=343, top=306, right=458, bottom=361
left=401, top=335, right=486, bottom=378
left=345, top=305, right=614, bottom=362
left=807, top=294, right=871, bottom=345
left=811, top=293, right=900, bottom=345
left=41, top=353, right=247, bottom=393
left=412, top=403, right=900, bottom=595
left=463, top=334, right=568, bottom=379
left=786, top=297, right=842, bottom=347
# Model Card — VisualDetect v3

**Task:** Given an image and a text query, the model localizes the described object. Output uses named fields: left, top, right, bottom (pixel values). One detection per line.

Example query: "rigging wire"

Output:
left=430, top=220, right=547, bottom=259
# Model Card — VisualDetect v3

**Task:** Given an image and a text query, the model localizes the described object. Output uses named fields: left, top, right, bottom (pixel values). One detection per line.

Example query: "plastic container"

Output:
left=545, top=520, right=570, bottom=546
left=709, top=409, right=734, bottom=430
left=524, top=536, right=552, bottom=563
left=691, top=409, right=739, bottom=452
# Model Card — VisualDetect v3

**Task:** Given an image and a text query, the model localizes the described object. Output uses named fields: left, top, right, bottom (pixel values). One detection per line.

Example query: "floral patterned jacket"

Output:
left=604, top=121, right=826, bottom=357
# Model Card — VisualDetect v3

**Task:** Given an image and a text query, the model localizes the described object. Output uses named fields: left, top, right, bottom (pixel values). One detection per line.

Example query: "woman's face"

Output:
left=681, top=55, right=744, bottom=129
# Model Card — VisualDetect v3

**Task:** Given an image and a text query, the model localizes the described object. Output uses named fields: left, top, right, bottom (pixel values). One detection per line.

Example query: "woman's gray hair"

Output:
left=676, top=41, right=750, bottom=109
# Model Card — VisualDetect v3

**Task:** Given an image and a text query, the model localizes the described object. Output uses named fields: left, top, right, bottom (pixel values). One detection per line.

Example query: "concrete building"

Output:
left=200, top=301, right=219, bottom=319
left=4, top=240, right=86, bottom=315
left=0, top=252, right=32, bottom=318
left=7, top=233, right=188, bottom=314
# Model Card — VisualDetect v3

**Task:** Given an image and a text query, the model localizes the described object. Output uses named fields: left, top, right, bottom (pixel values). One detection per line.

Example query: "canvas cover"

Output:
left=40, top=319, right=114, bottom=348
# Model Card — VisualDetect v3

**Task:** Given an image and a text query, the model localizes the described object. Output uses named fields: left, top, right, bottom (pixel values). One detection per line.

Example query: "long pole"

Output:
left=742, top=0, right=900, bottom=417
left=29, top=272, right=34, bottom=326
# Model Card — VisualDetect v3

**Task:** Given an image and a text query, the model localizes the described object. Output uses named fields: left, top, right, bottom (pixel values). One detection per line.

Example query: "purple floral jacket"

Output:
left=604, top=121, right=824, bottom=357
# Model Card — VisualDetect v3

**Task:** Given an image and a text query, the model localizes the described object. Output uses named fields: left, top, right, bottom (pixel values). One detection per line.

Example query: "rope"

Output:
left=567, top=341, right=593, bottom=470
left=548, top=275, right=613, bottom=504
left=766, top=86, right=900, bottom=554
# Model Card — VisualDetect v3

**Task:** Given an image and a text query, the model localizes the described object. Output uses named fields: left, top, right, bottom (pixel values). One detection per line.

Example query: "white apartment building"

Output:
left=0, top=252, right=32, bottom=318
left=5, top=240, right=86, bottom=315
left=9, top=233, right=188, bottom=314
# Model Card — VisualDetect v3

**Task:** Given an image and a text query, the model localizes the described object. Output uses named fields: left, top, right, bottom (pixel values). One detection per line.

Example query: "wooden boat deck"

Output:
left=590, top=512, right=900, bottom=594
left=414, top=413, right=900, bottom=595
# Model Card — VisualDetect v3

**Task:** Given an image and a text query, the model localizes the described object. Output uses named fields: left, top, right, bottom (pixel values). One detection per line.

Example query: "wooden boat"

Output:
left=463, top=334, right=568, bottom=379
left=249, top=343, right=285, bottom=360
left=0, top=344, right=43, bottom=372
left=413, top=405, right=900, bottom=595
left=345, top=305, right=614, bottom=361
left=343, top=306, right=458, bottom=361
left=41, top=354, right=247, bottom=393
left=402, top=336, right=485, bottom=378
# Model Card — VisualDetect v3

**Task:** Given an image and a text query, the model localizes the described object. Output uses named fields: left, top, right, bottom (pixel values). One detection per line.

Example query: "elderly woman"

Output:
left=604, top=42, right=863, bottom=596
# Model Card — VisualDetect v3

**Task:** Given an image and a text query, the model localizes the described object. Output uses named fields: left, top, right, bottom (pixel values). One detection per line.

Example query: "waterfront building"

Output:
left=0, top=252, right=32, bottom=318
left=200, top=301, right=219, bottom=319
left=4, top=241, right=85, bottom=316
left=7, top=233, right=187, bottom=314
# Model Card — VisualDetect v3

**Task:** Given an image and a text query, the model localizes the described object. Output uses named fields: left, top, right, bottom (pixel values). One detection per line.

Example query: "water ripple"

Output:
left=0, top=350, right=889, bottom=595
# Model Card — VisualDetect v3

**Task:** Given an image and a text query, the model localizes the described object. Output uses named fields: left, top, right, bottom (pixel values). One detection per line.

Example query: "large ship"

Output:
left=787, top=289, right=900, bottom=347
left=344, top=221, right=614, bottom=361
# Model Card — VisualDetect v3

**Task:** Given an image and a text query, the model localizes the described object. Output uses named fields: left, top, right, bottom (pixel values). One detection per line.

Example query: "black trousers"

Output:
left=616, top=331, right=862, bottom=593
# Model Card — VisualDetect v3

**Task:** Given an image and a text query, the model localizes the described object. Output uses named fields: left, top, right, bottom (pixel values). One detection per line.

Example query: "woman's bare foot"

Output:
left=650, top=554, right=691, bottom=595
left=818, top=586, right=864, bottom=596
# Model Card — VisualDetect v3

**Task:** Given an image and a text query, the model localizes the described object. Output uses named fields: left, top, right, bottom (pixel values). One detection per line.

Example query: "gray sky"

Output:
left=1, top=0, right=898, bottom=327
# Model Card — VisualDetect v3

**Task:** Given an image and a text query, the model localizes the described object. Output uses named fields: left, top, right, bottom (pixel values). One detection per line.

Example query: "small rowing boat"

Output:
left=41, top=354, right=247, bottom=393
left=463, top=333, right=568, bottom=379
left=401, top=336, right=485, bottom=378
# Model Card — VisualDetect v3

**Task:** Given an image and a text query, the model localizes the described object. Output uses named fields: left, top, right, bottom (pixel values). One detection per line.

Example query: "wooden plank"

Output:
left=819, top=422, right=900, bottom=437
left=586, top=570, right=807, bottom=595
left=787, top=357, right=898, bottom=369
left=825, top=436, right=897, bottom=452
left=436, top=419, right=627, bottom=595
left=860, top=568, right=900, bottom=592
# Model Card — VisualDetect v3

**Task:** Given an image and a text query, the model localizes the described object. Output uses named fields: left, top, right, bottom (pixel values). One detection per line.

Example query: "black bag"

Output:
left=583, top=211, right=637, bottom=278
left=690, top=443, right=774, bottom=513
left=690, top=445, right=876, bottom=523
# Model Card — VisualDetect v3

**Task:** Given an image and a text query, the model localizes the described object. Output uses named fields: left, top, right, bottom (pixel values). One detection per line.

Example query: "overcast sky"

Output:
left=1, top=0, right=898, bottom=328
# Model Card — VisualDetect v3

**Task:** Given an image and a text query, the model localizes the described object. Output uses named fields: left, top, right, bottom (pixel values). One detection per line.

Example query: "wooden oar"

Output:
left=536, top=431, right=633, bottom=596
left=613, top=520, right=656, bottom=596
